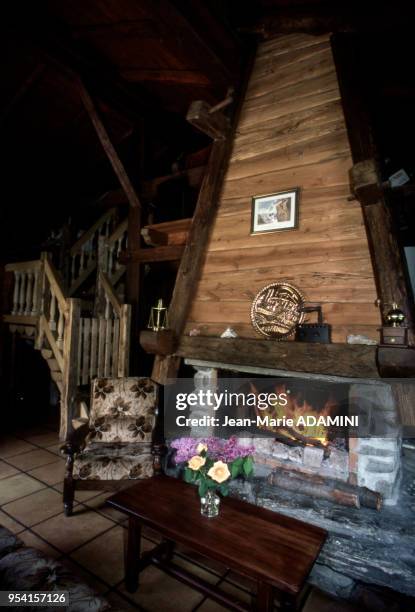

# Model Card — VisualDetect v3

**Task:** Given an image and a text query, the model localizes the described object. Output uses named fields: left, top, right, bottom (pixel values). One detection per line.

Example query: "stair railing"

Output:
left=77, top=271, right=130, bottom=385
left=5, top=260, right=42, bottom=319
left=98, top=219, right=128, bottom=282
left=37, top=253, right=69, bottom=371
left=68, top=208, right=117, bottom=295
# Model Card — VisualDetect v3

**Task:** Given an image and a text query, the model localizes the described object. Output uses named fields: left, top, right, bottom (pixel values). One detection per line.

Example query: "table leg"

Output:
left=125, top=516, right=141, bottom=593
left=279, top=593, right=296, bottom=612
left=256, top=581, right=273, bottom=611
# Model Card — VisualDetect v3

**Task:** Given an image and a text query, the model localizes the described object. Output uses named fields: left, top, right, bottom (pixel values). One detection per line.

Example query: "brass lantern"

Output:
left=147, top=298, right=169, bottom=332
left=381, top=303, right=408, bottom=346
left=385, top=303, right=406, bottom=327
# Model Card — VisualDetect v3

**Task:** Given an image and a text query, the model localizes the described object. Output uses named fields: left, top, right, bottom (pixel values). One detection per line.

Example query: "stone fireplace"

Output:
left=253, top=381, right=401, bottom=508
left=186, top=359, right=402, bottom=507
left=173, top=358, right=414, bottom=602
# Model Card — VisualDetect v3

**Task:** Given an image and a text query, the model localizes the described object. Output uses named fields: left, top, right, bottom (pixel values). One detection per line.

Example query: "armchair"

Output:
left=62, top=377, right=163, bottom=516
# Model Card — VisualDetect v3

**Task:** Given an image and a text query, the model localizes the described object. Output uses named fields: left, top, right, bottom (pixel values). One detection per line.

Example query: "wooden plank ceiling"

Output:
left=0, top=0, right=244, bottom=258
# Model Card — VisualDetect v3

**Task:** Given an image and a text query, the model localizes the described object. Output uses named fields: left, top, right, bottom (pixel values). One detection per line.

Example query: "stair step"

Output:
left=41, top=348, right=53, bottom=360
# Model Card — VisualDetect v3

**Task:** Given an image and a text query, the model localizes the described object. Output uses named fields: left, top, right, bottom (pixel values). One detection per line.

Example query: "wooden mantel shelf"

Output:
left=176, top=336, right=379, bottom=380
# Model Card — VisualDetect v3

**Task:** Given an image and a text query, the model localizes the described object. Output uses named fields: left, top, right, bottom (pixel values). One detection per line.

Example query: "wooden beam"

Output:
left=244, top=2, right=413, bottom=36
left=377, top=347, right=415, bottom=377
left=121, top=69, right=211, bottom=86
left=331, top=33, right=414, bottom=345
left=148, top=0, right=239, bottom=90
left=61, top=298, right=81, bottom=441
left=78, top=80, right=142, bottom=210
left=187, top=100, right=230, bottom=140
left=140, top=330, right=177, bottom=356
left=126, top=205, right=141, bottom=374
left=176, top=336, right=379, bottom=380
left=152, top=46, right=255, bottom=383
left=0, top=63, right=45, bottom=125
left=141, top=166, right=206, bottom=201
left=122, top=245, right=185, bottom=264
left=13, top=4, right=171, bottom=125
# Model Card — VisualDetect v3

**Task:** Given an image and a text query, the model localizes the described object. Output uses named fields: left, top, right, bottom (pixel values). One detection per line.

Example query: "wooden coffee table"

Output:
left=107, top=475, right=326, bottom=611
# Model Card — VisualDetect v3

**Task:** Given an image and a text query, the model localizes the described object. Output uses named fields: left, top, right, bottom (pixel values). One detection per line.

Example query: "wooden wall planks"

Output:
left=186, top=34, right=381, bottom=344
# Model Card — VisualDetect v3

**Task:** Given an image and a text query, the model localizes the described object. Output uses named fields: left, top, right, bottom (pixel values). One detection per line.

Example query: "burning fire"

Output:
left=251, top=383, right=339, bottom=447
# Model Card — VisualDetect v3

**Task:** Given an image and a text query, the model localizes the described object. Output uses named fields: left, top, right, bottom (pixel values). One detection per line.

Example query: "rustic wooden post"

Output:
left=79, top=79, right=142, bottom=372
left=118, top=303, right=132, bottom=377
left=152, top=49, right=255, bottom=384
left=331, top=33, right=414, bottom=344
left=61, top=298, right=81, bottom=441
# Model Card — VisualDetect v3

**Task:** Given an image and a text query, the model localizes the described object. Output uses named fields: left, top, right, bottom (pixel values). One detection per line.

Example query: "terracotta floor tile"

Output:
left=7, top=448, right=58, bottom=471
left=14, top=427, right=51, bottom=439
left=32, top=508, right=114, bottom=553
left=118, top=566, right=202, bottom=612
left=59, top=558, right=109, bottom=594
left=24, top=432, right=60, bottom=447
left=84, top=493, right=128, bottom=523
left=46, top=443, right=63, bottom=456
left=0, top=509, right=25, bottom=534
left=0, top=437, right=37, bottom=458
left=225, top=570, right=256, bottom=593
left=216, top=579, right=253, bottom=606
left=195, top=599, right=228, bottom=612
left=174, top=555, right=222, bottom=585
left=70, top=525, right=126, bottom=586
left=0, top=460, right=19, bottom=480
left=28, top=459, right=65, bottom=486
left=18, top=529, right=61, bottom=558
left=105, top=591, right=140, bottom=610
left=53, top=482, right=103, bottom=502
left=0, top=473, right=45, bottom=505
left=3, top=488, right=66, bottom=526
left=176, top=543, right=227, bottom=577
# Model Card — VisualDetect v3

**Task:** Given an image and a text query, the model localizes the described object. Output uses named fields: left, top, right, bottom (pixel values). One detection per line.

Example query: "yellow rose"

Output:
left=208, top=460, right=230, bottom=484
left=188, top=455, right=206, bottom=471
left=197, top=443, right=208, bottom=454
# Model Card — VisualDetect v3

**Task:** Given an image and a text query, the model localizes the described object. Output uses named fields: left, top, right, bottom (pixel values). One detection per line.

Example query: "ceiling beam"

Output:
left=121, top=68, right=211, bottom=86
left=146, top=0, right=241, bottom=91
left=79, top=80, right=142, bottom=210
left=243, top=0, right=415, bottom=35
left=0, top=63, right=45, bottom=125
left=6, top=5, right=172, bottom=125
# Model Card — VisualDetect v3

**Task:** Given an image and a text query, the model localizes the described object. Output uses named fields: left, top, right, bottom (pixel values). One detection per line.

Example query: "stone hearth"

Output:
left=169, top=359, right=413, bottom=600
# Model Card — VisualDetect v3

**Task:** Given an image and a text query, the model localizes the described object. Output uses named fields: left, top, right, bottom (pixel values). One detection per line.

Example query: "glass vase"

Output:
left=200, top=489, right=220, bottom=518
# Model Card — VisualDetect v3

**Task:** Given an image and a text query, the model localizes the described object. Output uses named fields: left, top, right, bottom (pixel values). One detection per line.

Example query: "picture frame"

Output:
left=251, top=188, right=300, bottom=234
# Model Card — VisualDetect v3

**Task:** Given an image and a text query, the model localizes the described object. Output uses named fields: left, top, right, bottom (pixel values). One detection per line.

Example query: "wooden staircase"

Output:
left=3, top=208, right=131, bottom=440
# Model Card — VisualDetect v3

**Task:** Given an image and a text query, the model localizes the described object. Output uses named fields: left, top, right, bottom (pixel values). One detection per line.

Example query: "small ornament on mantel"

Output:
left=220, top=327, right=238, bottom=338
left=380, top=303, right=408, bottom=347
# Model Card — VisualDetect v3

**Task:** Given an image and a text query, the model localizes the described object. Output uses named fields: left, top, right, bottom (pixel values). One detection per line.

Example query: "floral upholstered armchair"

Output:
left=62, top=377, right=161, bottom=516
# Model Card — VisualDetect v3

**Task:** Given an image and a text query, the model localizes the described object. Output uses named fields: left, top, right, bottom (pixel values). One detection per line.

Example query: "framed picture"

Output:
left=251, top=188, right=300, bottom=234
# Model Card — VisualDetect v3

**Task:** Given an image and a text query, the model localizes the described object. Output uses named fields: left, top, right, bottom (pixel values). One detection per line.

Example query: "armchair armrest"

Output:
left=60, top=420, right=89, bottom=456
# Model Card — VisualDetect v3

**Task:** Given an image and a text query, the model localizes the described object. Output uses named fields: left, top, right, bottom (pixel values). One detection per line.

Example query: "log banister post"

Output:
left=61, top=298, right=81, bottom=441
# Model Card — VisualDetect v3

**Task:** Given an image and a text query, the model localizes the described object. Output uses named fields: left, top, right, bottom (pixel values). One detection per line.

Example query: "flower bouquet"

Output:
left=170, top=437, right=254, bottom=517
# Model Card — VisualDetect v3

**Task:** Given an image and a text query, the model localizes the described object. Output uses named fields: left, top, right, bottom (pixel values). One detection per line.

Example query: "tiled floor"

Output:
left=0, top=426, right=359, bottom=612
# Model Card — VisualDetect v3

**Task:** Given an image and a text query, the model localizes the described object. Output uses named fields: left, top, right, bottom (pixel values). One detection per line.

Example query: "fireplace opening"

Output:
left=249, top=379, right=349, bottom=456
